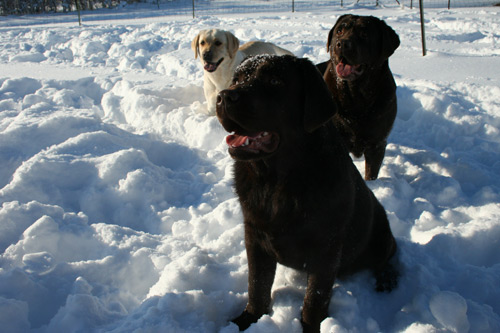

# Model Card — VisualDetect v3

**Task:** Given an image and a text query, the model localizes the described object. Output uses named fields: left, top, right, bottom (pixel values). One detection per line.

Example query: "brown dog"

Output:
left=320, top=15, right=400, bottom=180
left=216, top=55, right=398, bottom=332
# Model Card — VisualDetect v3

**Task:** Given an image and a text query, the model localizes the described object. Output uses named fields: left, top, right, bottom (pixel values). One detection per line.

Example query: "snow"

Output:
left=1, top=3, right=499, bottom=332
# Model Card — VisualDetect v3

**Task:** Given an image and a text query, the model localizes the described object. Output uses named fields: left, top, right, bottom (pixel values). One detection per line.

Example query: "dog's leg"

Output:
left=232, top=226, right=277, bottom=331
left=203, top=79, right=217, bottom=115
left=301, top=270, right=336, bottom=333
left=364, top=140, right=387, bottom=180
left=370, top=204, right=399, bottom=292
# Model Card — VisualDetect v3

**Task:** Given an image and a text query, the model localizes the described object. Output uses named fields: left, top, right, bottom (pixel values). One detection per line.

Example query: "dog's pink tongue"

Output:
left=336, top=62, right=354, bottom=78
left=226, top=134, right=248, bottom=147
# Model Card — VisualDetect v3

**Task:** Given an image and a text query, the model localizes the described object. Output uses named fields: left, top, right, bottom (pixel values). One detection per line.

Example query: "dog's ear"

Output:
left=225, top=31, right=240, bottom=59
left=300, top=58, right=337, bottom=133
left=191, top=32, right=201, bottom=59
left=326, top=26, right=334, bottom=53
left=378, top=19, right=400, bottom=61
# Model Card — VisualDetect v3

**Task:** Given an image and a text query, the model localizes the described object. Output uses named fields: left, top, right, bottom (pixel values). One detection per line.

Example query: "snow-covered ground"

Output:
left=0, top=3, right=499, bottom=332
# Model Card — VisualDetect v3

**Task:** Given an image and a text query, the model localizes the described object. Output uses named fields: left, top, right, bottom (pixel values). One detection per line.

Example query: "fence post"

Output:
left=192, top=0, right=195, bottom=18
left=76, top=0, right=82, bottom=26
left=419, top=0, right=426, bottom=56
left=292, top=0, right=295, bottom=12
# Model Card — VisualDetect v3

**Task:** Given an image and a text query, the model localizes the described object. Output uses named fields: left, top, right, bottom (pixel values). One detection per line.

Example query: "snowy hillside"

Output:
left=0, top=4, right=499, bottom=332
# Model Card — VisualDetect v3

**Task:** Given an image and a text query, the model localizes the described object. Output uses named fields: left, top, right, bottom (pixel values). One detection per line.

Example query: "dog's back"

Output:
left=240, top=41, right=293, bottom=57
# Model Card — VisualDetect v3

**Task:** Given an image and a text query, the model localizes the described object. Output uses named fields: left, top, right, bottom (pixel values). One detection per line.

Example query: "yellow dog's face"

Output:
left=192, top=29, right=240, bottom=73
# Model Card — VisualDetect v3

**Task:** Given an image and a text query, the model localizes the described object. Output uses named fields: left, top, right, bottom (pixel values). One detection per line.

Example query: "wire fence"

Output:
left=144, top=0, right=500, bottom=18
left=397, top=0, right=499, bottom=8
left=1, top=0, right=499, bottom=16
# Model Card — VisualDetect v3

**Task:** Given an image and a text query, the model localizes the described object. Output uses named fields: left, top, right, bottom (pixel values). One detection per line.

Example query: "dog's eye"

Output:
left=200, top=40, right=205, bottom=46
left=336, top=23, right=346, bottom=36
left=215, top=40, right=222, bottom=46
left=270, top=78, right=281, bottom=86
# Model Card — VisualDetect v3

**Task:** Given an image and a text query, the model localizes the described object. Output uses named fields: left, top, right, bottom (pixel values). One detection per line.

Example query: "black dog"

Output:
left=216, top=55, right=398, bottom=332
left=320, top=15, right=400, bottom=180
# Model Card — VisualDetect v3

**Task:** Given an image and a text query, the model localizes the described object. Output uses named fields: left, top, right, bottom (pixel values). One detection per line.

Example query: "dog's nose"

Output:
left=218, top=90, right=240, bottom=105
left=336, top=40, right=351, bottom=51
left=202, top=51, right=212, bottom=62
left=216, top=93, right=224, bottom=106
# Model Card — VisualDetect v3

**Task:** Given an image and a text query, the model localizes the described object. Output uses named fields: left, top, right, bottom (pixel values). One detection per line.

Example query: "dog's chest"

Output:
left=240, top=181, right=298, bottom=224
left=235, top=167, right=298, bottom=223
left=234, top=165, right=337, bottom=271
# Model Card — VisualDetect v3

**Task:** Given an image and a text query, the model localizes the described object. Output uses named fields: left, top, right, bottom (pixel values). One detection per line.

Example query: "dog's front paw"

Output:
left=231, top=310, right=261, bottom=331
left=300, top=318, right=321, bottom=333
left=206, top=105, right=216, bottom=116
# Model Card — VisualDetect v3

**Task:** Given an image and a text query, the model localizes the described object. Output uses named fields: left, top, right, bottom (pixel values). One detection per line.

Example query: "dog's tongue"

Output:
left=336, top=62, right=354, bottom=78
left=226, top=134, right=248, bottom=147
left=226, top=132, right=276, bottom=153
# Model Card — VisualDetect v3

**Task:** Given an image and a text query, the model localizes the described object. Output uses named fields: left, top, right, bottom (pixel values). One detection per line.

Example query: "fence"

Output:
left=1, top=0, right=499, bottom=16
left=398, top=0, right=499, bottom=8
